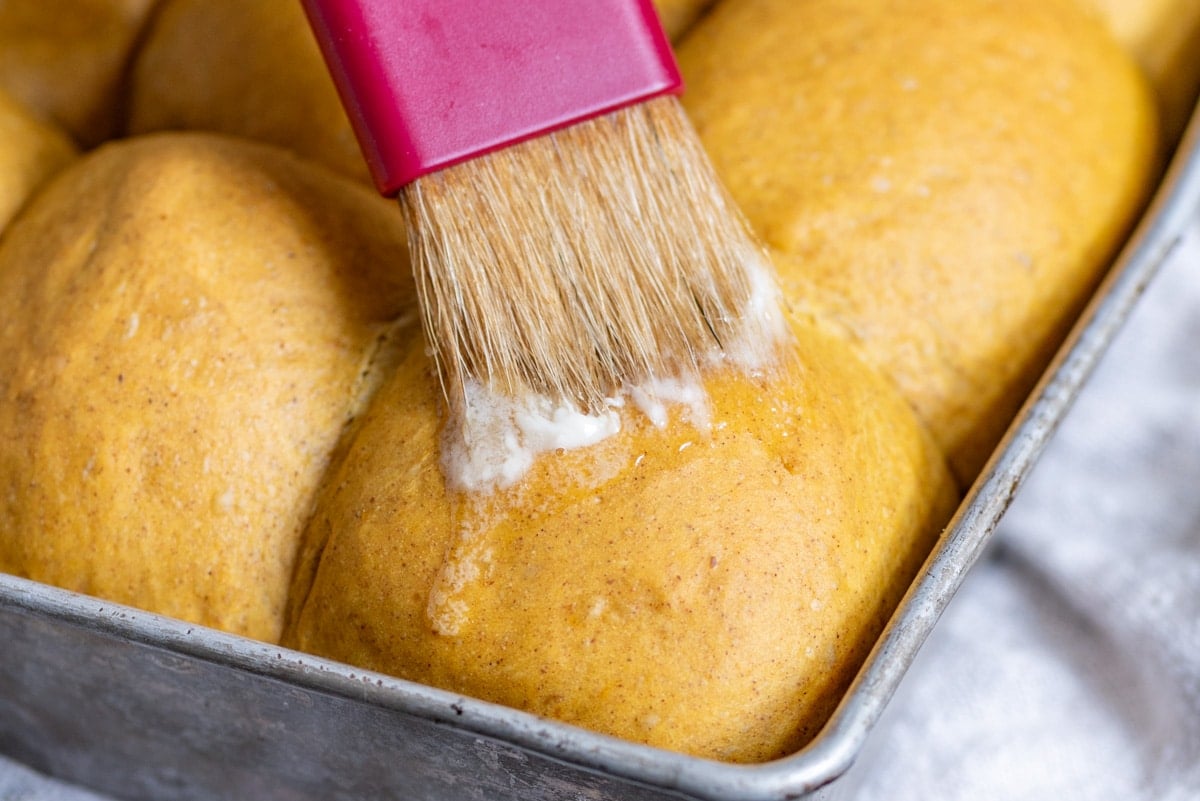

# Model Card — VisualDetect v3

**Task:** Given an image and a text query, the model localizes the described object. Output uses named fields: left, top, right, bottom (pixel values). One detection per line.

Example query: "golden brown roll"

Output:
left=655, top=0, right=716, bottom=40
left=0, top=0, right=160, bottom=146
left=678, top=0, right=1160, bottom=484
left=0, top=132, right=412, bottom=642
left=127, top=0, right=371, bottom=184
left=0, top=88, right=75, bottom=234
left=1086, top=0, right=1200, bottom=141
left=283, top=311, right=958, bottom=763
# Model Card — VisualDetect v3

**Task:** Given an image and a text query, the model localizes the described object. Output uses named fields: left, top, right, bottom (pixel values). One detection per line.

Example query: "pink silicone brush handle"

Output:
left=301, top=0, right=683, bottom=197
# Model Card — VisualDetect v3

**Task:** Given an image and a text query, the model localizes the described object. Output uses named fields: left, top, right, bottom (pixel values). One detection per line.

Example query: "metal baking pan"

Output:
left=3, top=97, right=1200, bottom=801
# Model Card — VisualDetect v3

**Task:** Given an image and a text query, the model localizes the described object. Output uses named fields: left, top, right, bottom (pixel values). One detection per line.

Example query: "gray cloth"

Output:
left=0, top=757, right=110, bottom=801
left=846, top=215, right=1200, bottom=800
left=4, top=224, right=1200, bottom=800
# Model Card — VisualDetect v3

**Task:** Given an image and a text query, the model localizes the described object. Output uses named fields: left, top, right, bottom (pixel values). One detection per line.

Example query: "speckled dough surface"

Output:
left=283, top=313, right=958, bottom=763
left=0, top=132, right=413, bottom=642
left=678, top=0, right=1160, bottom=484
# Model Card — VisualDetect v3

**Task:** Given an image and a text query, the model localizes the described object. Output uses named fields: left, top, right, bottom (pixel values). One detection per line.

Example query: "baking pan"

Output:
left=3, top=98, right=1200, bottom=801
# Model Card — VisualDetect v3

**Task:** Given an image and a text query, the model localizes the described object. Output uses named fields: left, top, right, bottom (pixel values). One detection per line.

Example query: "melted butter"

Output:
left=426, top=256, right=789, bottom=632
left=426, top=529, right=494, bottom=636
left=712, top=250, right=789, bottom=373
left=441, top=380, right=622, bottom=493
left=439, top=254, right=785, bottom=494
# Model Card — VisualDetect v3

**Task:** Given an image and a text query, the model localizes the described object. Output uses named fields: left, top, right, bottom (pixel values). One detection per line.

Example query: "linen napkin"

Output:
left=0, top=756, right=110, bottom=801
left=4, top=221, right=1200, bottom=801
left=843, top=214, right=1200, bottom=800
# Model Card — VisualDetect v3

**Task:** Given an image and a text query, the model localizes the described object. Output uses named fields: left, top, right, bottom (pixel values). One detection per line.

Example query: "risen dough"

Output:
left=0, top=0, right=159, bottom=146
left=284, top=312, right=958, bottom=762
left=0, top=88, right=75, bottom=234
left=678, top=0, right=1159, bottom=483
left=0, top=132, right=412, bottom=641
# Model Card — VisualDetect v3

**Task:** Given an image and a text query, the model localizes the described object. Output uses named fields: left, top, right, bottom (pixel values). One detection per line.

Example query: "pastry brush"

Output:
left=301, top=0, right=784, bottom=410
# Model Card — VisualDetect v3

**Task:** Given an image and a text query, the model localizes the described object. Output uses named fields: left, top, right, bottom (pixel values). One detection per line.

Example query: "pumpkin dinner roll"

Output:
left=283, top=311, right=958, bottom=763
left=127, top=0, right=370, bottom=184
left=1086, top=0, right=1200, bottom=141
left=677, top=0, right=1160, bottom=484
left=655, top=0, right=716, bottom=40
left=0, top=132, right=413, bottom=642
left=0, top=88, right=76, bottom=234
left=0, top=0, right=160, bottom=146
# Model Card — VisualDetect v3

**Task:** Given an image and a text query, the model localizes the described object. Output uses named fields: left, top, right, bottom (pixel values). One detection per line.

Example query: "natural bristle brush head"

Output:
left=303, top=0, right=788, bottom=409
left=402, top=95, right=786, bottom=410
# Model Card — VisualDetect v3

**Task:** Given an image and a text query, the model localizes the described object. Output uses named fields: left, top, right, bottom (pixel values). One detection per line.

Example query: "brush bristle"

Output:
left=401, top=95, right=786, bottom=410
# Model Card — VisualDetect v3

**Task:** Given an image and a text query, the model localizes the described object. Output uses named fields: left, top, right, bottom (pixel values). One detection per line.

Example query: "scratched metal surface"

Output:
left=2, top=103, right=1199, bottom=801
